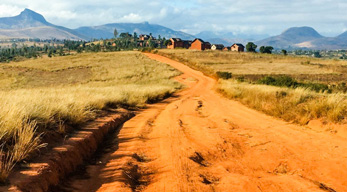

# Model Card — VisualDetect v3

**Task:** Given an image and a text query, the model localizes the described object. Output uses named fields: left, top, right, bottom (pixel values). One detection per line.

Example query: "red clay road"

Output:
left=57, top=53, right=347, bottom=192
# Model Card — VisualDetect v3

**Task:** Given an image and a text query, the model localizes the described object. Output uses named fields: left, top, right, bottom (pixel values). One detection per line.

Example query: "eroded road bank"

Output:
left=53, top=53, right=347, bottom=192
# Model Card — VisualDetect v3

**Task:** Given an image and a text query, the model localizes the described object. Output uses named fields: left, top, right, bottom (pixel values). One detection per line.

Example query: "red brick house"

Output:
left=190, top=38, right=211, bottom=51
left=167, top=38, right=184, bottom=49
left=231, top=43, right=245, bottom=52
left=182, top=40, right=192, bottom=49
left=223, top=47, right=231, bottom=51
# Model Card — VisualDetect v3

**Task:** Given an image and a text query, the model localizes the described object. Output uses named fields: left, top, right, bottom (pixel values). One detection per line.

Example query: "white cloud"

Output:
left=0, top=4, right=22, bottom=17
left=119, top=13, right=143, bottom=22
left=1, top=0, right=347, bottom=36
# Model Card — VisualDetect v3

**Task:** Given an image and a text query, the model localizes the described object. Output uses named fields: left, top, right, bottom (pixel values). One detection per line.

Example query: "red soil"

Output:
left=55, top=53, right=347, bottom=192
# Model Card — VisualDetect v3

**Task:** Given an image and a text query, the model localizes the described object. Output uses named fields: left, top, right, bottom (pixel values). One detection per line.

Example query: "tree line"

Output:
left=0, top=29, right=168, bottom=62
left=245, top=42, right=286, bottom=55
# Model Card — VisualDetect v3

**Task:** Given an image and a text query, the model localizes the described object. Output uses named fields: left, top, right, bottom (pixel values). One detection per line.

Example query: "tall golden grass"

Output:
left=218, top=79, right=347, bottom=124
left=156, top=49, right=346, bottom=124
left=0, top=51, right=181, bottom=182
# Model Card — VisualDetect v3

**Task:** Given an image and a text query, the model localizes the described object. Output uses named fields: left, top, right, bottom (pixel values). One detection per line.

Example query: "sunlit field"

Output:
left=0, top=51, right=181, bottom=181
left=157, top=49, right=347, bottom=125
left=157, top=49, right=347, bottom=83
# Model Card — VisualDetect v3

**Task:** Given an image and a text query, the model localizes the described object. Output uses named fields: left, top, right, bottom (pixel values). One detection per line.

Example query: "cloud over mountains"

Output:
left=1, top=0, right=347, bottom=36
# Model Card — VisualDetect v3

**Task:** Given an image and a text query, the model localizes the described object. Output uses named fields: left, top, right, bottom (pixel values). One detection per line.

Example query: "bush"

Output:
left=237, top=76, right=245, bottom=82
left=140, top=47, right=154, bottom=53
left=257, top=75, right=332, bottom=93
left=258, top=76, right=298, bottom=87
left=216, top=71, right=232, bottom=79
left=302, top=82, right=331, bottom=93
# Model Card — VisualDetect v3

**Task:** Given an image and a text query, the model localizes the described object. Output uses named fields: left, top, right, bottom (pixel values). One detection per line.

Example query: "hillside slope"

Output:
left=256, top=27, right=324, bottom=49
left=0, top=9, right=86, bottom=40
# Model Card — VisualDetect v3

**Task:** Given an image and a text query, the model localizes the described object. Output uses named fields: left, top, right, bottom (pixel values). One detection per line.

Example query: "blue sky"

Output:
left=0, top=0, right=347, bottom=37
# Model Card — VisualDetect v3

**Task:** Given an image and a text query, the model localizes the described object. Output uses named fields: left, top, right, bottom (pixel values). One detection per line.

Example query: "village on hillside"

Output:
left=128, top=33, right=245, bottom=52
left=166, top=37, right=245, bottom=51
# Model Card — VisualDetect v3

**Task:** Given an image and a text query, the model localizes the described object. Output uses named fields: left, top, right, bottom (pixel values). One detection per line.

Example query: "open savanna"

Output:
left=0, top=51, right=181, bottom=181
left=157, top=49, right=347, bottom=124
left=157, top=49, right=347, bottom=83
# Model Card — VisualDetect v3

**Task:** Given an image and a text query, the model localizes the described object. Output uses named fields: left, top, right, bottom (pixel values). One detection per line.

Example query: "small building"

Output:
left=190, top=38, right=211, bottom=51
left=205, top=42, right=211, bottom=50
left=223, top=47, right=231, bottom=51
left=139, top=34, right=156, bottom=41
left=139, top=34, right=149, bottom=41
left=211, top=44, right=224, bottom=50
left=137, top=40, right=144, bottom=47
left=182, top=40, right=192, bottom=49
left=231, top=43, right=245, bottom=52
left=167, top=38, right=184, bottom=49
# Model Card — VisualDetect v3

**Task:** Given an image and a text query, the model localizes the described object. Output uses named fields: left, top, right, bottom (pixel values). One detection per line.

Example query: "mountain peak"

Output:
left=256, top=26, right=325, bottom=49
left=337, top=31, right=347, bottom=39
left=18, top=8, right=47, bottom=23
left=281, top=26, right=322, bottom=38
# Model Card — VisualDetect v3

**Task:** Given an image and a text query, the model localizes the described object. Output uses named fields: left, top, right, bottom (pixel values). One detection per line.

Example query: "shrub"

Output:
left=140, top=47, right=154, bottom=53
left=257, top=75, right=332, bottom=93
left=302, top=82, right=331, bottom=93
left=216, top=71, right=232, bottom=79
left=258, top=75, right=298, bottom=87
left=237, top=76, right=245, bottom=82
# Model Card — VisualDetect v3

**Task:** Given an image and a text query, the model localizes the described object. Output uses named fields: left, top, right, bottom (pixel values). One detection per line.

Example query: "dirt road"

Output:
left=55, top=53, right=347, bottom=192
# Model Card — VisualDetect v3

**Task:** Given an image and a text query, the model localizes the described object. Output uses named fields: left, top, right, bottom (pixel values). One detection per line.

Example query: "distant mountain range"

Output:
left=1, top=9, right=347, bottom=50
left=256, top=27, right=347, bottom=50
left=75, top=22, right=195, bottom=40
left=0, top=9, right=194, bottom=41
left=0, top=9, right=86, bottom=40
left=195, top=31, right=269, bottom=46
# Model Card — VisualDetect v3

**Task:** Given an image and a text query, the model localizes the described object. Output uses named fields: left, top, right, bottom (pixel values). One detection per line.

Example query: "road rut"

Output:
left=53, top=53, right=347, bottom=192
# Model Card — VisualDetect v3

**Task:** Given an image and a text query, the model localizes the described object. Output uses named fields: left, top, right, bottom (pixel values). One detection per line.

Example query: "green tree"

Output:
left=313, top=51, right=321, bottom=58
left=48, top=49, right=53, bottom=58
left=119, top=32, right=132, bottom=38
left=114, top=28, right=118, bottom=38
left=266, top=46, right=274, bottom=54
left=59, top=46, right=64, bottom=56
left=260, top=46, right=273, bottom=54
left=246, top=42, right=257, bottom=52
left=259, top=46, right=265, bottom=53
left=282, top=49, right=287, bottom=55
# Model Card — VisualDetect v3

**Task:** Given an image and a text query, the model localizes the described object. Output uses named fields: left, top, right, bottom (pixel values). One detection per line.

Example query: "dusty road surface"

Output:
left=54, top=53, right=347, bottom=192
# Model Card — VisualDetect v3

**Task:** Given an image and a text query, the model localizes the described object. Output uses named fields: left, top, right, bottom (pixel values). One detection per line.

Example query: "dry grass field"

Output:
left=218, top=80, right=346, bottom=124
left=157, top=49, right=347, bottom=124
left=157, top=49, right=347, bottom=83
left=0, top=51, right=181, bottom=182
